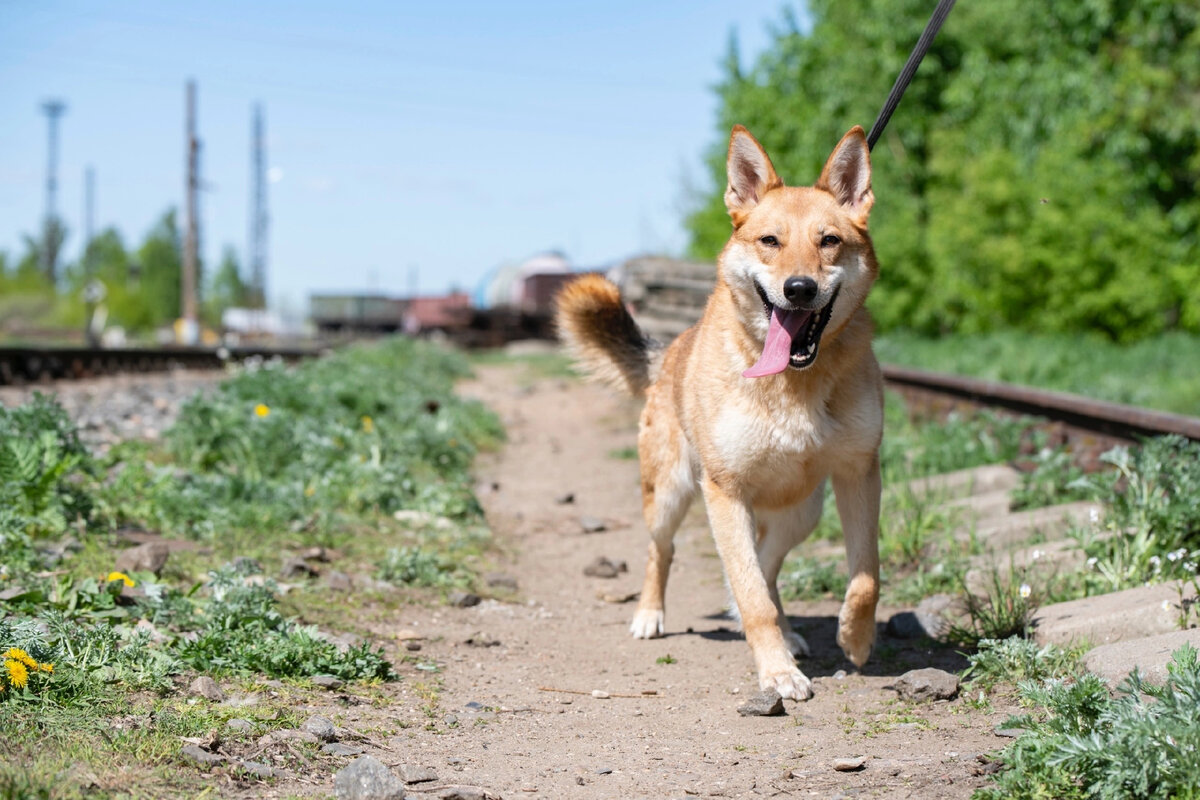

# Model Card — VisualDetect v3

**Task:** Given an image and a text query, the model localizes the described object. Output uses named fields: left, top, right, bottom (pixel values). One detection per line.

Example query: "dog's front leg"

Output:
left=702, top=476, right=814, bottom=701
left=832, top=454, right=881, bottom=668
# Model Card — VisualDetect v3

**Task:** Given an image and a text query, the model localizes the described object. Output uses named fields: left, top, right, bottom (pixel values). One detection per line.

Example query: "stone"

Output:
left=188, top=676, right=225, bottom=702
left=583, top=556, right=627, bottom=579
left=555, top=492, right=575, bottom=505
left=393, top=510, right=455, bottom=530
left=886, top=611, right=930, bottom=639
left=448, top=591, right=481, bottom=608
left=913, top=594, right=967, bottom=641
left=893, top=668, right=960, bottom=702
left=181, top=744, right=226, bottom=766
left=238, top=760, right=275, bottom=779
left=1083, top=628, right=1200, bottom=687
left=994, top=728, right=1023, bottom=738
left=903, top=464, right=1021, bottom=501
left=1034, top=583, right=1196, bottom=647
left=323, top=742, right=366, bottom=757
left=333, top=755, right=407, bottom=800
left=324, top=570, right=354, bottom=591
left=438, top=789, right=494, bottom=800
left=115, top=541, right=171, bottom=576
left=832, top=756, right=867, bottom=772
left=737, top=689, right=785, bottom=716
left=579, top=516, right=607, bottom=533
left=225, top=718, right=254, bottom=733
left=964, top=501, right=1101, bottom=549
left=232, top=556, right=263, bottom=574
left=405, top=641, right=422, bottom=651
left=464, top=632, right=500, bottom=647
left=302, top=715, right=338, bottom=742
left=484, top=573, right=518, bottom=591
left=302, top=545, right=332, bottom=562
left=279, top=557, right=318, bottom=579
left=259, top=728, right=319, bottom=746
left=398, top=764, right=439, bottom=784
left=312, top=674, right=346, bottom=690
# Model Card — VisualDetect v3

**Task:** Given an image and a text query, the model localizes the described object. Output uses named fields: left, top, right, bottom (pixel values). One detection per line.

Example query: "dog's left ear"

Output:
left=725, top=125, right=783, bottom=225
left=816, top=126, right=873, bottom=220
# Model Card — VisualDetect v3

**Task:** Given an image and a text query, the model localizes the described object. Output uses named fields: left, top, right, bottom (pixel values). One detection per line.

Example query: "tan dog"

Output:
left=556, top=125, right=882, bottom=701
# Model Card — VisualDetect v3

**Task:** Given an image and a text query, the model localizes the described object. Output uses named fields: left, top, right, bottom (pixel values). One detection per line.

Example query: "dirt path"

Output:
left=307, top=363, right=1016, bottom=799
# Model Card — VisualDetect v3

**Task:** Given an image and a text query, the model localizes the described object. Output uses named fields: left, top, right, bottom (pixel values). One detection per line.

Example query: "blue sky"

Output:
left=0, top=1, right=804, bottom=312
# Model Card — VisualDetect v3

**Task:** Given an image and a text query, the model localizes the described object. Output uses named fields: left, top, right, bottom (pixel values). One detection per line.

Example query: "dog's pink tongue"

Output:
left=743, top=307, right=812, bottom=378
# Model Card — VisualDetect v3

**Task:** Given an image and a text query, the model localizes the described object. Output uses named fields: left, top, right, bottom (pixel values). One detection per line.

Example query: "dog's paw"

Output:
left=836, top=619, right=875, bottom=668
left=760, top=666, right=814, bottom=701
left=783, top=629, right=811, bottom=659
left=629, top=608, right=665, bottom=639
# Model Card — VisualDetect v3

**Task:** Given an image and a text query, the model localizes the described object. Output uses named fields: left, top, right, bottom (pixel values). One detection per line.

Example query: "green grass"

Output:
left=876, top=331, right=1200, bottom=416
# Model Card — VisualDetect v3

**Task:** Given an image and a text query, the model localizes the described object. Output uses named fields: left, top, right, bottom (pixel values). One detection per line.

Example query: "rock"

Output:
left=597, top=590, right=640, bottom=604
left=324, top=570, right=354, bottom=591
left=323, top=742, right=366, bottom=757
left=590, top=690, right=611, bottom=699
left=832, top=756, right=867, bottom=772
left=398, top=764, right=439, bottom=784
left=737, top=689, right=785, bottom=716
left=448, top=591, right=481, bottom=608
left=914, top=594, right=967, bottom=640
left=188, top=676, right=225, bottom=702
left=259, top=728, right=319, bottom=746
left=994, top=728, right=1023, bottom=738
left=438, top=789, right=495, bottom=800
left=484, top=573, right=518, bottom=591
left=181, top=744, right=226, bottom=766
left=333, top=755, right=407, bottom=800
left=903, top=464, right=1021, bottom=501
left=555, top=492, right=575, bottom=505
left=405, top=641, right=422, bottom=651
left=302, top=715, right=338, bottom=743
left=232, top=556, right=263, bottom=574
left=225, top=718, right=253, bottom=734
left=464, top=632, right=500, bottom=647
left=596, top=767, right=613, bottom=775
left=583, top=556, right=628, bottom=579
left=885, top=611, right=929, bottom=640
left=579, top=516, right=607, bottom=533
left=312, top=675, right=346, bottom=690
left=115, top=541, right=171, bottom=576
left=393, top=510, right=455, bottom=530
left=893, top=668, right=960, bottom=702
left=1083, top=628, right=1200, bottom=687
left=965, top=501, right=1101, bottom=548
left=1034, top=583, right=1196, bottom=647
left=302, top=545, right=332, bottom=562
left=238, top=760, right=275, bottom=779
left=279, top=557, right=319, bottom=579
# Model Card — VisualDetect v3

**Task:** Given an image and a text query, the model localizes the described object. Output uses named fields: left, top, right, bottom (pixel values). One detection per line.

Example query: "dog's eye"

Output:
left=820, top=234, right=841, bottom=248
left=759, top=235, right=780, bottom=247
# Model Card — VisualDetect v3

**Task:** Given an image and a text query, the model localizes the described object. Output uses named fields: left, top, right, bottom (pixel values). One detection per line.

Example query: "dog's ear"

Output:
left=816, top=126, right=873, bottom=220
left=725, top=125, right=782, bottom=225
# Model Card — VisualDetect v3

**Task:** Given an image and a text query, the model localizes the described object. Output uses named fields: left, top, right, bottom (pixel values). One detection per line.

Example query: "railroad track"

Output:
left=4, top=344, right=1197, bottom=446
left=0, top=345, right=319, bottom=385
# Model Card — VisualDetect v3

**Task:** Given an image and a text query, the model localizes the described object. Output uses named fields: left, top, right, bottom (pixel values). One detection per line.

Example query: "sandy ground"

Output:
left=297, top=363, right=1017, bottom=800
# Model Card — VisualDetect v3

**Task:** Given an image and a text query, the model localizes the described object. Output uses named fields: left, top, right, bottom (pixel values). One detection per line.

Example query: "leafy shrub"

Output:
left=962, top=637, right=1084, bottom=692
left=977, top=645, right=1200, bottom=800
left=378, top=547, right=470, bottom=589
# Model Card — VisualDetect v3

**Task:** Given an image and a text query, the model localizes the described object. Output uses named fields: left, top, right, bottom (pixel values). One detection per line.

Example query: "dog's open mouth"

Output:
left=743, top=281, right=839, bottom=378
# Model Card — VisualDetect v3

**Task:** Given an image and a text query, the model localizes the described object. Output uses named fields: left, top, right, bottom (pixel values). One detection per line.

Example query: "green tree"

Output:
left=689, top=0, right=1200, bottom=341
left=204, top=246, right=248, bottom=326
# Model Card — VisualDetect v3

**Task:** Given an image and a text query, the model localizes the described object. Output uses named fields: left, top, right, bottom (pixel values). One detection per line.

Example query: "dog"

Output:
left=555, top=125, right=883, bottom=701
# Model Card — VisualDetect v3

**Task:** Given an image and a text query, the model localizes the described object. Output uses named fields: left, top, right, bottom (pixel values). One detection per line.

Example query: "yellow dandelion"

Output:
left=105, top=571, right=136, bottom=588
left=361, top=415, right=374, bottom=433
left=254, top=403, right=271, bottom=418
left=5, top=659, right=29, bottom=689
left=39, top=662, right=53, bottom=674
left=2, top=648, right=38, bottom=669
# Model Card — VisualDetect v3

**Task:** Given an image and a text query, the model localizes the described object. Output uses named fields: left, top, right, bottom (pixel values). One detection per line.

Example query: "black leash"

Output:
left=866, top=0, right=957, bottom=151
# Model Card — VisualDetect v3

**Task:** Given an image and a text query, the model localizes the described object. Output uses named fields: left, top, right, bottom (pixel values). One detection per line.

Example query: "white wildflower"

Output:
left=1162, top=599, right=1173, bottom=611
left=1089, top=508, right=1100, bottom=524
left=1019, top=583, right=1032, bottom=599
left=1031, top=549, right=1043, bottom=562
left=1087, top=557, right=1098, bottom=569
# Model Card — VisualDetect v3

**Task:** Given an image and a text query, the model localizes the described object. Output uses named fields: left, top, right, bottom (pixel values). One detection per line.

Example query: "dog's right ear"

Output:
left=725, top=125, right=782, bottom=225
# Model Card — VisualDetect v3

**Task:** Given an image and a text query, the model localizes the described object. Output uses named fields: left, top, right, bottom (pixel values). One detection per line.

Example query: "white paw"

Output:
left=629, top=608, right=664, bottom=639
left=760, top=667, right=814, bottom=701
left=783, top=629, right=811, bottom=659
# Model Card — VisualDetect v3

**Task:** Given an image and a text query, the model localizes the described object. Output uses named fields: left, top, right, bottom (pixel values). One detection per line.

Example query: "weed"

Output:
left=779, top=558, right=847, bottom=601
left=656, top=654, right=677, bottom=665
left=378, top=547, right=471, bottom=589
left=947, top=565, right=1040, bottom=647
left=962, top=637, right=1084, bottom=692
left=1011, top=447, right=1093, bottom=511
left=976, top=644, right=1200, bottom=799
left=607, top=446, right=638, bottom=460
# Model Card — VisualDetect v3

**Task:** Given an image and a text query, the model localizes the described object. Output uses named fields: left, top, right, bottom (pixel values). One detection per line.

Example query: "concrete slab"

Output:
left=902, top=464, right=1021, bottom=502
left=1084, top=628, right=1200, bottom=687
left=1034, top=583, right=1198, bottom=647
left=964, top=501, right=1101, bottom=549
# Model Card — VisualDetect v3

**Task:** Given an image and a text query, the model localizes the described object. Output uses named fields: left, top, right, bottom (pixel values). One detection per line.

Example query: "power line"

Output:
left=181, top=80, right=199, bottom=341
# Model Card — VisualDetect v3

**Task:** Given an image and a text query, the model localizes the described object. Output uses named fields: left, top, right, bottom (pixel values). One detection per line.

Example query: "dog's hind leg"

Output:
left=755, top=483, right=825, bottom=659
left=630, top=401, right=695, bottom=639
left=833, top=454, right=881, bottom=668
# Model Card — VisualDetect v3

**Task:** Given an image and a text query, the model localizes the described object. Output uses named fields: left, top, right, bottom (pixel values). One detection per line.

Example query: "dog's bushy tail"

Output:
left=555, top=275, right=654, bottom=397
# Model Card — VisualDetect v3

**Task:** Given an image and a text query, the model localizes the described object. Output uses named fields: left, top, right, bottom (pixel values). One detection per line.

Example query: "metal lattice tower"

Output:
left=40, top=99, right=67, bottom=283
left=248, top=103, right=269, bottom=309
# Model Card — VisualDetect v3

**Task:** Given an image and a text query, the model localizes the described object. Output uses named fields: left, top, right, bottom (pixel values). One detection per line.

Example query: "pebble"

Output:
left=312, top=675, right=346, bottom=690
left=225, top=718, right=254, bottom=733
left=555, top=492, right=575, bottom=504
left=238, top=760, right=275, bottom=779
left=994, top=727, right=1023, bottom=738
left=449, top=591, right=482, bottom=608
left=180, top=744, right=226, bottom=766
left=302, top=715, right=338, bottom=743
left=188, top=676, right=225, bottom=702
left=279, top=557, right=319, bottom=579
left=893, top=668, right=960, bottom=702
left=579, top=516, right=607, bottom=533
left=115, top=541, right=171, bottom=576
left=833, top=756, right=867, bottom=772
left=323, top=743, right=366, bottom=757
left=485, top=573, right=519, bottom=591
left=591, top=690, right=611, bottom=699
left=405, top=641, right=423, bottom=651
left=583, top=556, right=628, bottom=579
left=333, top=755, right=407, bottom=800
left=737, top=689, right=785, bottom=716
left=324, top=570, right=354, bottom=591
left=397, top=764, right=439, bottom=784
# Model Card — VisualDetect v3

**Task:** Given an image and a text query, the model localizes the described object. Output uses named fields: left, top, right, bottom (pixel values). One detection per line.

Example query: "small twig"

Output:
left=538, top=686, right=659, bottom=699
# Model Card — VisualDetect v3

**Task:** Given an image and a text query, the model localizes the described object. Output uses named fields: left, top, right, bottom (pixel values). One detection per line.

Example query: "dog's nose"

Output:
left=783, top=276, right=818, bottom=305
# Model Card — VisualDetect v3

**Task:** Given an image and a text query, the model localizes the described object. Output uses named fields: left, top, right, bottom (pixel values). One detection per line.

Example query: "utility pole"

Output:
left=40, top=99, right=67, bottom=284
left=83, top=166, right=105, bottom=348
left=248, top=103, right=268, bottom=309
left=181, top=80, right=199, bottom=343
